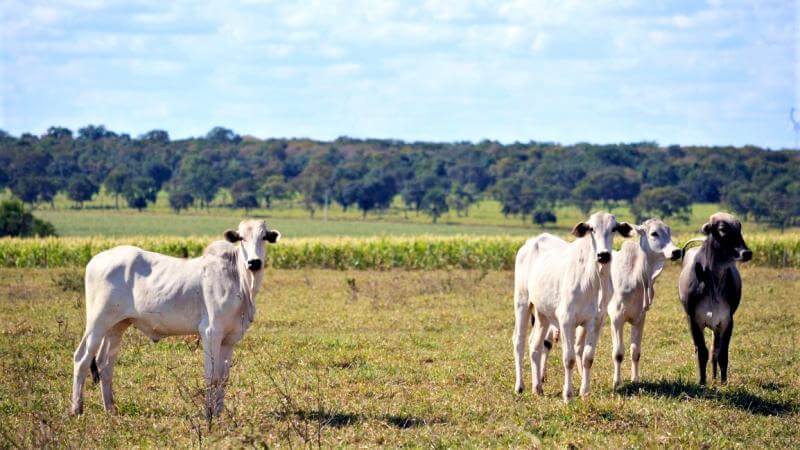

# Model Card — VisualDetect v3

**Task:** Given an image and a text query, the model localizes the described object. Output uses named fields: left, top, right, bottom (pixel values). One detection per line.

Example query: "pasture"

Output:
left=23, top=188, right=787, bottom=238
left=1, top=265, right=797, bottom=447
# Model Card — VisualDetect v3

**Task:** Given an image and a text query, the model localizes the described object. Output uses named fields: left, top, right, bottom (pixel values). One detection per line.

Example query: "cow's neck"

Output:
left=574, top=236, right=606, bottom=286
left=700, top=239, right=735, bottom=276
left=237, top=248, right=265, bottom=324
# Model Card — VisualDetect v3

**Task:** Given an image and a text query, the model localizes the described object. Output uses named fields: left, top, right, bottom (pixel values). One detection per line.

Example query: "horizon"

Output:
left=1, top=123, right=797, bottom=150
left=1, top=1, right=795, bottom=149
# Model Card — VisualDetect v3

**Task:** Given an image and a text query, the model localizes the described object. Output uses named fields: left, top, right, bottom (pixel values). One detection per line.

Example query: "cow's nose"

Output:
left=671, top=249, right=682, bottom=261
left=739, top=249, right=752, bottom=262
left=247, top=259, right=262, bottom=271
left=596, top=252, right=611, bottom=264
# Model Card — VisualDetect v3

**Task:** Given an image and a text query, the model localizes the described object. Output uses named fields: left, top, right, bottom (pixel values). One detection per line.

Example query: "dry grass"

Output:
left=0, top=266, right=798, bottom=447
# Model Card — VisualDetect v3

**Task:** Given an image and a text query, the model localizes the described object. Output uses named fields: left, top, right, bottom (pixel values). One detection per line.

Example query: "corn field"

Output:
left=0, top=234, right=799, bottom=270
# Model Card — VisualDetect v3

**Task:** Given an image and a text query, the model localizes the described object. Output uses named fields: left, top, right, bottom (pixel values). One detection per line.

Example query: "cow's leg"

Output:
left=579, top=318, right=600, bottom=399
left=718, top=319, right=734, bottom=384
left=97, top=321, right=130, bottom=413
left=529, top=310, right=549, bottom=396
left=610, top=316, right=625, bottom=389
left=540, top=326, right=557, bottom=384
left=512, top=294, right=532, bottom=394
left=213, top=335, right=240, bottom=416
left=711, top=328, right=721, bottom=381
left=559, top=320, right=577, bottom=403
left=630, top=317, right=645, bottom=383
left=200, top=324, right=224, bottom=418
left=688, top=318, right=708, bottom=385
left=71, top=324, right=108, bottom=415
left=574, top=325, right=586, bottom=376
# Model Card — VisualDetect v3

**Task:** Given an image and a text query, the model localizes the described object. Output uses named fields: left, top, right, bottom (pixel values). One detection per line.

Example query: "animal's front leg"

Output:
left=574, top=325, right=586, bottom=376
left=579, top=319, right=599, bottom=399
left=688, top=319, right=708, bottom=385
left=559, top=321, right=577, bottom=403
left=718, top=319, right=734, bottom=384
left=201, top=325, right=224, bottom=418
left=213, top=343, right=235, bottom=416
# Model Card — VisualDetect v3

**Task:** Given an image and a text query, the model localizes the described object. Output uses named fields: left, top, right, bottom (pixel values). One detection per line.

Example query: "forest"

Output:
left=0, top=125, right=798, bottom=229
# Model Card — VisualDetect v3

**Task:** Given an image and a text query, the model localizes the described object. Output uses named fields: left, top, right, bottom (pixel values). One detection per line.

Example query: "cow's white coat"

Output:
left=606, top=219, right=679, bottom=388
left=512, top=212, right=631, bottom=402
left=70, top=220, right=280, bottom=416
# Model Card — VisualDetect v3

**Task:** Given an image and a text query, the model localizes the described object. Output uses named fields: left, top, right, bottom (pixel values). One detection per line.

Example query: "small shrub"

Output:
left=0, top=199, right=57, bottom=237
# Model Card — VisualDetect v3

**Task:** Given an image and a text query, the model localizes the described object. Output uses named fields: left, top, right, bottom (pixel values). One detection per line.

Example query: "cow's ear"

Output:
left=635, top=225, right=646, bottom=236
left=571, top=222, right=591, bottom=237
left=224, top=229, right=242, bottom=243
left=701, top=222, right=714, bottom=235
left=264, top=230, right=281, bottom=244
left=615, top=222, right=635, bottom=237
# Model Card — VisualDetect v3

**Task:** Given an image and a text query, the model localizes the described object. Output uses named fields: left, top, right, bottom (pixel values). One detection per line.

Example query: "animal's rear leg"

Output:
left=96, top=320, right=130, bottom=413
left=71, top=327, right=107, bottom=415
left=540, top=325, right=557, bottom=383
left=512, top=294, right=532, bottom=394
left=529, top=310, right=549, bottom=396
left=711, top=329, right=721, bottom=381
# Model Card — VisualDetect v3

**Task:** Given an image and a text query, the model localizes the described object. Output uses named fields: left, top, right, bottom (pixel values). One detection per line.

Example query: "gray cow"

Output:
left=678, top=212, right=751, bottom=385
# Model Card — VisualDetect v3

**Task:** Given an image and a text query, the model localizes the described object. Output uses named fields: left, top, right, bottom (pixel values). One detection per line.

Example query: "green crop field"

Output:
left=1, top=266, right=797, bottom=447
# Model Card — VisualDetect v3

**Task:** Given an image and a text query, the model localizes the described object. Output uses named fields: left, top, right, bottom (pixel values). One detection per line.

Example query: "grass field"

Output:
left=12, top=187, right=792, bottom=238
left=31, top=199, right=792, bottom=239
left=1, top=266, right=798, bottom=447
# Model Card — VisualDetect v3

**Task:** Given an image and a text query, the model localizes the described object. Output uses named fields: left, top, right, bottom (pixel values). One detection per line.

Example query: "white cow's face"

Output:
left=638, top=219, right=681, bottom=261
left=572, top=211, right=633, bottom=265
left=224, top=220, right=281, bottom=271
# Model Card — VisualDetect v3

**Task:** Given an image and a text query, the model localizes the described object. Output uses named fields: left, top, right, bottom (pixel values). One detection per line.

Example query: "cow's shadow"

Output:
left=619, top=379, right=797, bottom=416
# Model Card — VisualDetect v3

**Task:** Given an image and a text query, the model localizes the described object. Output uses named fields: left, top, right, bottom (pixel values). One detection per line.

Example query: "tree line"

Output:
left=0, top=125, right=798, bottom=229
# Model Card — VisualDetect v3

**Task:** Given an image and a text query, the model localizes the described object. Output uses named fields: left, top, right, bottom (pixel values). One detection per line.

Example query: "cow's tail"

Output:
left=90, top=357, right=100, bottom=384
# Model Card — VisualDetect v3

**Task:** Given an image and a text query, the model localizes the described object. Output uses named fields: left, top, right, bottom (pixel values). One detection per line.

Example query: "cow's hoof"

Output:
left=515, top=385, right=524, bottom=394
left=69, top=405, right=83, bottom=416
left=535, top=385, right=544, bottom=396
left=562, top=390, right=573, bottom=403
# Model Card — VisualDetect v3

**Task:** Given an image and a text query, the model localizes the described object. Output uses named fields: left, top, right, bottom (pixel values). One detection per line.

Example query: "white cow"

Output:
left=70, top=220, right=280, bottom=416
left=513, top=211, right=633, bottom=402
left=605, top=219, right=680, bottom=388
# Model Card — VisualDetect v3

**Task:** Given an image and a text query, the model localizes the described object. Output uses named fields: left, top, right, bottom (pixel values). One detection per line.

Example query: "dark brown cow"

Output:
left=678, top=213, right=751, bottom=385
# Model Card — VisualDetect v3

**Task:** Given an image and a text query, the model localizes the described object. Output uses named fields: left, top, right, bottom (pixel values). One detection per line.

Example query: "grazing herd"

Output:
left=71, top=213, right=750, bottom=415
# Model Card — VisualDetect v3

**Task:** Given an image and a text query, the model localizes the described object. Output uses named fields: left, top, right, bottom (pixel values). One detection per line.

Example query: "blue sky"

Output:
left=0, top=0, right=795, bottom=148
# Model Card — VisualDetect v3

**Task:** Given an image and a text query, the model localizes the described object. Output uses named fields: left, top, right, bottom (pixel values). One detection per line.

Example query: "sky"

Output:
left=0, top=0, right=796, bottom=148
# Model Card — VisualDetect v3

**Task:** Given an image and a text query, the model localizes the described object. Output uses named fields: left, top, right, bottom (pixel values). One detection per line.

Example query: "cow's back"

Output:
left=84, top=246, right=206, bottom=336
left=516, top=234, right=569, bottom=314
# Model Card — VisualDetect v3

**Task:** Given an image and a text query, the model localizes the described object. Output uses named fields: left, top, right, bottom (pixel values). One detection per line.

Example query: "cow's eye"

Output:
left=650, top=232, right=658, bottom=238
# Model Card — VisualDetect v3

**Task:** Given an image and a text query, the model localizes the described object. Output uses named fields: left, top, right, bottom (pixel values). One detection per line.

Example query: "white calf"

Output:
left=605, top=219, right=680, bottom=388
left=70, top=220, right=280, bottom=416
left=513, top=211, right=633, bottom=402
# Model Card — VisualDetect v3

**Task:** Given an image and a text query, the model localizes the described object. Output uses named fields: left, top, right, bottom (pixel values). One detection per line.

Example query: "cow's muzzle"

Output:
left=670, top=249, right=682, bottom=261
left=596, top=252, right=611, bottom=264
left=737, top=248, right=752, bottom=262
left=247, top=259, right=263, bottom=271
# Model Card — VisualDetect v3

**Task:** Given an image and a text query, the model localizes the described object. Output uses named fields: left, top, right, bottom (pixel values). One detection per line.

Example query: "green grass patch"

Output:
left=0, top=267, right=797, bottom=446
